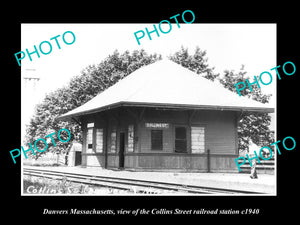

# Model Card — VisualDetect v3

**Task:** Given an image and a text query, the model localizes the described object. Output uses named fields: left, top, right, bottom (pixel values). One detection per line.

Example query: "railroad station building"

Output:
left=58, top=59, right=274, bottom=172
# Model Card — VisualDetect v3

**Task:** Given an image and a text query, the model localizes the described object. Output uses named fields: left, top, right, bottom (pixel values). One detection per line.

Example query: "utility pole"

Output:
left=21, top=68, right=41, bottom=147
left=23, top=69, right=40, bottom=93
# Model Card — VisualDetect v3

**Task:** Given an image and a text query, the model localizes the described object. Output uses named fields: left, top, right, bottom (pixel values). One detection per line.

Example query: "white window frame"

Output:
left=86, top=127, right=93, bottom=154
left=95, top=128, right=103, bottom=153
left=110, top=130, right=117, bottom=153
left=128, top=125, right=134, bottom=152
left=191, top=126, right=205, bottom=154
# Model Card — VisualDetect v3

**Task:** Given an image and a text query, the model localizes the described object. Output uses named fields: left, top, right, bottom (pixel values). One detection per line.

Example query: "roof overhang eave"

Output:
left=56, top=101, right=274, bottom=121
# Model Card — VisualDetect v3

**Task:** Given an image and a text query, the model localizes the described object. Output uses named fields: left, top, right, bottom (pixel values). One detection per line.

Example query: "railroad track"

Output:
left=23, top=167, right=263, bottom=195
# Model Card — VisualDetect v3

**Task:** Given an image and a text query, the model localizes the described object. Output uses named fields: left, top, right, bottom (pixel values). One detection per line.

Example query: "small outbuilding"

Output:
left=58, top=59, right=274, bottom=172
left=67, top=142, right=82, bottom=166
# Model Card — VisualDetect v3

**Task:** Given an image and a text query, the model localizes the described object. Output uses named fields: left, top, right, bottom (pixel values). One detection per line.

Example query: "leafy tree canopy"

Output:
left=168, top=46, right=219, bottom=81
left=219, top=66, right=274, bottom=153
left=25, top=49, right=161, bottom=158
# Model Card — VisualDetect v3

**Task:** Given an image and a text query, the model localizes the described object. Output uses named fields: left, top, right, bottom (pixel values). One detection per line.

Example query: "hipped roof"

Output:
left=58, top=59, right=274, bottom=120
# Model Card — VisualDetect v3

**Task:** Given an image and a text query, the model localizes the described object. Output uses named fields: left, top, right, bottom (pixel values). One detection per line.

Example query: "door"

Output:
left=75, top=151, right=82, bottom=166
left=119, top=132, right=125, bottom=169
left=175, top=126, right=187, bottom=153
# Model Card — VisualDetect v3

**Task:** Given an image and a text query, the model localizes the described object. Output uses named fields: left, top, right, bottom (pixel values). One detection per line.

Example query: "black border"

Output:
left=4, top=3, right=298, bottom=221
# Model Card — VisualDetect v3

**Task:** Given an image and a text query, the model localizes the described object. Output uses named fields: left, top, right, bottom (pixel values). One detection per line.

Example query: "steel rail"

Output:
left=23, top=167, right=263, bottom=194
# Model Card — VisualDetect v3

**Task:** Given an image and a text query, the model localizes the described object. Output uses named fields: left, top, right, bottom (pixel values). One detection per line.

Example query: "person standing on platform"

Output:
left=248, top=139, right=260, bottom=179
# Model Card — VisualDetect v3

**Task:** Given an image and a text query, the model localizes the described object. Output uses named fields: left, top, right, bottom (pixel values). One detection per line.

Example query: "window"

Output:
left=191, top=126, right=205, bottom=153
left=96, top=128, right=103, bottom=153
left=128, top=125, right=134, bottom=152
left=110, top=130, right=117, bottom=153
left=151, top=130, right=163, bottom=150
left=175, top=127, right=187, bottom=153
left=86, top=127, right=93, bottom=153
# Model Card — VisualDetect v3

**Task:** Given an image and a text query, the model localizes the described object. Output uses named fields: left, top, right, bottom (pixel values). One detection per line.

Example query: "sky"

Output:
left=21, top=23, right=276, bottom=141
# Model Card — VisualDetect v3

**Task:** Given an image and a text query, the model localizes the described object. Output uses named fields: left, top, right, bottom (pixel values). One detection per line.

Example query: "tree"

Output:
left=168, top=46, right=219, bottom=81
left=219, top=66, right=274, bottom=154
left=24, top=49, right=162, bottom=159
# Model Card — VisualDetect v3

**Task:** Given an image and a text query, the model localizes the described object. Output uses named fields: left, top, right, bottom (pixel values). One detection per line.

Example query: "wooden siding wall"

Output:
left=124, top=154, right=238, bottom=172
left=80, top=107, right=239, bottom=172
left=138, top=109, right=237, bottom=155
left=192, top=110, right=237, bottom=154
left=81, top=109, right=137, bottom=168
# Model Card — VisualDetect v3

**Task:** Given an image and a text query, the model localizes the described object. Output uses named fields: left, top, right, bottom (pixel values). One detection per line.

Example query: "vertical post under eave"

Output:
left=207, top=149, right=210, bottom=173
left=104, top=114, right=108, bottom=169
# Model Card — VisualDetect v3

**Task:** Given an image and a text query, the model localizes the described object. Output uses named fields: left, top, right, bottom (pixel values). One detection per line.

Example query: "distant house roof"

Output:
left=58, top=59, right=274, bottom=120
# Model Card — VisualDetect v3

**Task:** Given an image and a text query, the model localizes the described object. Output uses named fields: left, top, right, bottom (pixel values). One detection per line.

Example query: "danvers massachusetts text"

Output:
left=58, top=59, right=274, bottom=172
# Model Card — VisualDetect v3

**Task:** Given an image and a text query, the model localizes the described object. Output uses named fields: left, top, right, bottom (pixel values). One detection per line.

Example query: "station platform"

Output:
left=22, top=165, right=276, bottom=194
